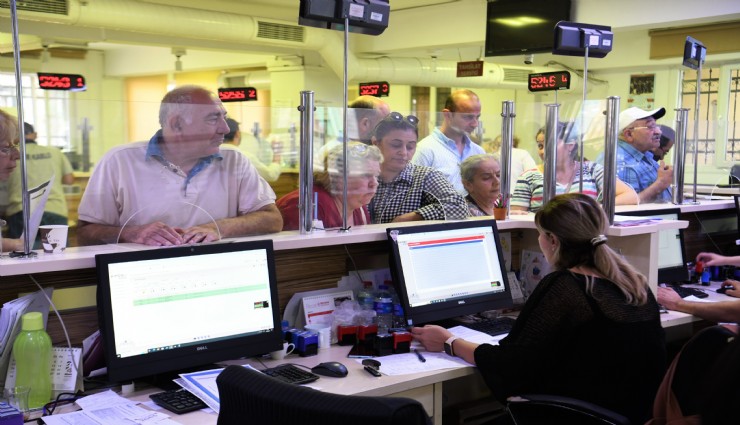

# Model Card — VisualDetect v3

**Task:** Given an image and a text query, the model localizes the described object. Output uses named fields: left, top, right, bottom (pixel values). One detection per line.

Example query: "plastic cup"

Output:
left=4, top=386, right=30, bottom=420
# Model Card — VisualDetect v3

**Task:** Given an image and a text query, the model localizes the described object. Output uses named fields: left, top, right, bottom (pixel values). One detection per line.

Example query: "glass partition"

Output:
left=2, top=77, right=734, bottom=253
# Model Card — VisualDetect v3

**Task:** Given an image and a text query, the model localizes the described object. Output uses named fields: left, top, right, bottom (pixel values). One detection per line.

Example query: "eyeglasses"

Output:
left=0, top=144, right=19, bottom=157
left=628, top=124, right=661, bottom=132
left=385, top=111, right=419, bottom=127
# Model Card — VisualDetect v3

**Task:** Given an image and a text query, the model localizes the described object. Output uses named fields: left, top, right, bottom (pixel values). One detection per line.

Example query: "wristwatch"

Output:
left=444, top=336, right=460, bottom=356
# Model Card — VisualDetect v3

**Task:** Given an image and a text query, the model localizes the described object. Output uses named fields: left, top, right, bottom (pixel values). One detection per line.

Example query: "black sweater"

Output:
left=474, top=270, right=666, bottom=424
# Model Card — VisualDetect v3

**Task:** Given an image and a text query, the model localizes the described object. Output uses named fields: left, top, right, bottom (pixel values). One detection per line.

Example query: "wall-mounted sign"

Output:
left=528, top=71, right=571, bottom=92
left=217, top=87, right=258, bottom=102
left=456, top=61, right=484, bottom=77
left=37, top=73, right=86, bottom=91
left=358, top=81, right=390, bottom=97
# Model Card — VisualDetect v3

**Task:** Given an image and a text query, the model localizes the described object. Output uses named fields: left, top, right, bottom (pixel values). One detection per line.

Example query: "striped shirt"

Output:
left=412, top=127, right=486, bottom=194
left=511, top=162, right=604, bottom=212
left=369, top=163, right=469, bottom=223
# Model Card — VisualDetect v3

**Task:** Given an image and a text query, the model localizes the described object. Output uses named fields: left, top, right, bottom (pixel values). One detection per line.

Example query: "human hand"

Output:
left=410, top=325, right=452, bottom=352
left=656, top=160, right=673, bottom=187
left=657, top=286, right=683, bottom=311
left=180, top=225, right=221, bottom=244
left=720, top=280, right=740, bottom=298
left=122, top=222, right=184, bottom=246
left=696, top=252, right=726, bottom=267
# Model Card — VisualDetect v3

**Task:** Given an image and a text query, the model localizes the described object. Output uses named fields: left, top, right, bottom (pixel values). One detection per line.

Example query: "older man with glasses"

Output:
left=598, top=106, right=672, bottom=204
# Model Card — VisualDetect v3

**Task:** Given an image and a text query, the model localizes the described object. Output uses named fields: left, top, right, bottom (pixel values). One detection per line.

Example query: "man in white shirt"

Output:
left=412, top=89, right=485, bottom=194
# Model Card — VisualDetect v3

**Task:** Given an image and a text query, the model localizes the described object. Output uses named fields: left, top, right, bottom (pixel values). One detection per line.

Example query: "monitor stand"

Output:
left=138, top=363, right=221, bottom=391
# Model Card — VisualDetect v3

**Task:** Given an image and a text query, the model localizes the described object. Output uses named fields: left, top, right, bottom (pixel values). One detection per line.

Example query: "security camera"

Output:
left=524, top=54, right=534, bottom=65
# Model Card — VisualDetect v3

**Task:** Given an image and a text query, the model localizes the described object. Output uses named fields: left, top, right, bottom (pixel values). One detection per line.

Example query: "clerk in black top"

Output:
left=411, top=193, right=666, bottom=425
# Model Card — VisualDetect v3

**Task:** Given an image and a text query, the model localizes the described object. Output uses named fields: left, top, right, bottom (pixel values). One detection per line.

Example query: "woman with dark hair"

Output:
left=369, top=112, right=467, bottom=223
left=411, top=193, right=666, bottom=424
left=511, top=122, right=638, bottom=212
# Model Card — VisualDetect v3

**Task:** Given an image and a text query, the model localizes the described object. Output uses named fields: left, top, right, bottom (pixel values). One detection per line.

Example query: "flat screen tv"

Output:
left=387, top=219, right=512, bottom=326
left=485, top=0, right=572, bottom=57
left=96, top=240, right=283, bottom=383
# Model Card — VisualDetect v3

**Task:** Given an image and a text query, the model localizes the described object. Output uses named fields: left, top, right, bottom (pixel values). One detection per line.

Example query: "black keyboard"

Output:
left=262, top=364, right=320, bottom=385
left=461, top=316, right=516, bottom=336
left=149, top=388, right=207, bottom=414
left=666, top=284, right=709, bottom=299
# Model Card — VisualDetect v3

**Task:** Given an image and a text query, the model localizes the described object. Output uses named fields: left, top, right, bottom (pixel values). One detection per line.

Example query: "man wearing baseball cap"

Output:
left=651, top=125, right=675, bottom=162
left=611, top=106, right=672, bottom=203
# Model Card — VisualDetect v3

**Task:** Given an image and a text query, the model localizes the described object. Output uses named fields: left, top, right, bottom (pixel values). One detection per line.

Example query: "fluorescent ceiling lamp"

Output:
left=493, top=16, right=547, bottom=27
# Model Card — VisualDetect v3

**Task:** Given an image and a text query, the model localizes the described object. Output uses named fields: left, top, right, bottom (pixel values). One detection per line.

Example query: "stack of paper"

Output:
left=0, top=288, right=53, bottom=388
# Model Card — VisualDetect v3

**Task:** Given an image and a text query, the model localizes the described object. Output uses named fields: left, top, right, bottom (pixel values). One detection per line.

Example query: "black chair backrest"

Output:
left=216, top=365, right=431, bottom=425
left=671, top=325, right=736, bottom=417
left=507, top=394, right=631, bottom=425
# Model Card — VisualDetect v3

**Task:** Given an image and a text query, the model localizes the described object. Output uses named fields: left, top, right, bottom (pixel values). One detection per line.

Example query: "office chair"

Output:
left=216, top=365, right=431, bottom=425
left=650, top=324, right=736, bottom=423
left=506, top=394, right=631, bottom=425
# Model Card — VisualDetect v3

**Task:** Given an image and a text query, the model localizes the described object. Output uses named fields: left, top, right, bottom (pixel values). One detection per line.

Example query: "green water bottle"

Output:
left=12, top=312, right=52, bottom=409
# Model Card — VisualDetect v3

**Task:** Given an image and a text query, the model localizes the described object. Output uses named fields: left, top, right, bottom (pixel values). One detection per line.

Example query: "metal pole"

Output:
left=340, top=17, right=350, bottom=232
left=9, top=0, right=35, bottom=257
left=500, top=101, right=515, bottom=217
left=543, top=104, right=560, bottom=206
left=672, top=108, right=691, bottom=205
left=579, top=45, right=589, bottom=192
left=691, top=64, right=702, bottom=201
left=602, top=96, right=620, bottom=224
left=297, top=91, right=315, bottom=234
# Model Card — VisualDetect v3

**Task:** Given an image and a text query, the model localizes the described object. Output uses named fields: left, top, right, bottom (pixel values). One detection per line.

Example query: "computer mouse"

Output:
left=717, top=285, right=734, bottom=294
left=311, top=361, right=348, bottom=378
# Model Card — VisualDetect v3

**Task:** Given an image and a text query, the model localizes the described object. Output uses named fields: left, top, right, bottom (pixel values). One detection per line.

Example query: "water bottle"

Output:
left=357, top=281, right=375, bottom=310
left=12, top=312, right=52, bottom=409
left=374, top=285, right=393, bottom=335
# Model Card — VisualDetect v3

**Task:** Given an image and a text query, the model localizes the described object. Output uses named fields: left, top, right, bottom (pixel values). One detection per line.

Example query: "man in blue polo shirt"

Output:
left=600, top=107, right=673, bottom=203
left=412, top=89, right=485, bottom=195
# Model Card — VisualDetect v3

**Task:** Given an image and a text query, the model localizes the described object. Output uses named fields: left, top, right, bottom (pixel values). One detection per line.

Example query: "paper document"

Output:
left=18, top=177, right=54, bottom=244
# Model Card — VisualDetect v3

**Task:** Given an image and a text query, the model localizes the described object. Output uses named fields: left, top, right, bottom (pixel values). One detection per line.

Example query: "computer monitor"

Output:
left=617, top=208, right=689, bottom=283
left=96, top=240, right=283, bottom=383
left=387, top=219, right=512, bottom=326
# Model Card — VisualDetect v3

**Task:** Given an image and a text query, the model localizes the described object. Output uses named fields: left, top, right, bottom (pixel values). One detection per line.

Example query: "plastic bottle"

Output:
left=373, top=285, right=393, bottom=335
left=12, top=312, right=52, bottom=409
left=357, top=281, right=375, bottom=310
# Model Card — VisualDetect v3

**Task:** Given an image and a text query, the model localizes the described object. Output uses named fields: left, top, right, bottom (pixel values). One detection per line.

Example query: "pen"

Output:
left=414, top=348, right=426, bottom=363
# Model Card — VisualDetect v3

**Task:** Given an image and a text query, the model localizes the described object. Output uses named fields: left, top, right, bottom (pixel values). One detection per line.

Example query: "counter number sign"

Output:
left=528, top=71, right=571, bottom=92
left=37, top=73, right=86, bottom=91
left=359, top=81, right=390, bottom=97
left=218, top=87, right=258, bottom=102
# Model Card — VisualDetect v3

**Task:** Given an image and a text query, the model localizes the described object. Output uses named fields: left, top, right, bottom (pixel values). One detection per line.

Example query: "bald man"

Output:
left=412, top=89, right=485, bottom=194
left=77, top=85, right=282, bottom=246
left=348, top=95, right=390, bottom=144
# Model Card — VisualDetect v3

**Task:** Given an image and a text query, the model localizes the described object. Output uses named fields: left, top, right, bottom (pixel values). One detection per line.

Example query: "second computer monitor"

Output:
left=387, top=219, right=512, bottom=326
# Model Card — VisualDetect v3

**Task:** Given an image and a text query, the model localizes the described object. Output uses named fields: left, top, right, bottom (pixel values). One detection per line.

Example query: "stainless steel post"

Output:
left=602, top=96, right=620, bottom=224
left=500, top=101, right=515, bottom=217
left=542, top=104, right=560, bottom=205
left=340, top=16, right=350, bottom=232
left=672, top=108, right=690, bottom=205
left=691, top=64, right=702, bottom=201
left=297, top=91, right=315, bottom=234
left=9, top=0, right=35, bottom=257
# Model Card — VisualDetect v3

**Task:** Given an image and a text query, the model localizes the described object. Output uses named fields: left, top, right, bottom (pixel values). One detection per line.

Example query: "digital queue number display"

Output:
left=359, top=81, right=390, bottom=97
left=217, top=87, right=258, bottom=102
left=528, top=71, right=571, bottom=92
left=37, top=73, right=86, bottom=91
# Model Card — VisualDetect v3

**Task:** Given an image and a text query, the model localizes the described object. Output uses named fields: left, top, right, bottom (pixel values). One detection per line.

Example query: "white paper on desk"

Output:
left=18, top=176, right=53, bottom=244
left=367, top=349, right=472, bottom=376
left=40, top=410, right=102, bottom=425
left=178, top=367, right=225, bottom=412
left=684, top=295, right=717, bottom=303
left=449, top=325, right=509, bottom=346
left=75, top=389, right=134, bottom=410
left=86, top=403, right=172, bottom=425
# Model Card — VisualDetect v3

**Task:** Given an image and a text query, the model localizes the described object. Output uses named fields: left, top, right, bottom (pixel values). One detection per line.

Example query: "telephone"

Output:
left=4, top=347, right=83, bottom=398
